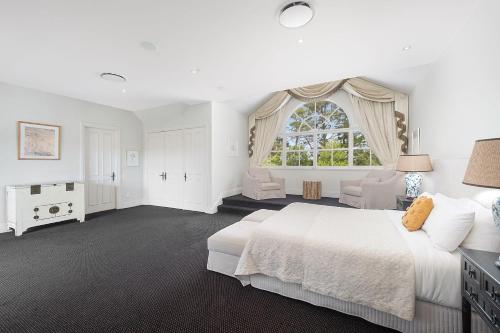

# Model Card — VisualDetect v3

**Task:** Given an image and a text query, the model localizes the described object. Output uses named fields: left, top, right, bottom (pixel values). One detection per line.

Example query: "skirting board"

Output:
left=119, top=199, right=143, bottom=209
left=0, top=223, right=10, bottom=234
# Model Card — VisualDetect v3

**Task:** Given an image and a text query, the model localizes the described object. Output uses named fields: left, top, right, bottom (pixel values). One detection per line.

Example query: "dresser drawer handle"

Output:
left=465, top=289, right=478, bottom=301
left=491, top=312, right=498, bottom=326
left=468, top=269, right=476, bottom=278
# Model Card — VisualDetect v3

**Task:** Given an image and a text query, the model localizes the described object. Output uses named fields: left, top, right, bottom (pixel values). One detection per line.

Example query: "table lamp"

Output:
left=462, top=138, right=500, bottom=267
left=396, top=154, right=433, bottom=198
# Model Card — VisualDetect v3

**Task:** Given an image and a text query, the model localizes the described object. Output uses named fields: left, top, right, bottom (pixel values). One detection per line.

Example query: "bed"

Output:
left=207, top=204, right=489, bottom=333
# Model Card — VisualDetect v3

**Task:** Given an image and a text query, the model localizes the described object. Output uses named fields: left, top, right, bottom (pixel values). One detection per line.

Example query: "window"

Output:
left=264, top=101, right=381, bottom=168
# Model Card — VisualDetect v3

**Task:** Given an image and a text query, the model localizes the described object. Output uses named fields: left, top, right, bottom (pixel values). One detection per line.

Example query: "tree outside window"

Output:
left=263, top=100, right=381, bottom=168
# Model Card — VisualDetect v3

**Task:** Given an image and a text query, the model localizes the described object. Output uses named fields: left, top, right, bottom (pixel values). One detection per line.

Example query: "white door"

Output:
left=146, top=127, right=206, bottom=212
left=164, top=130, right=184, bottom=209
left=183, top=128, right=206, bottom=211
left=146, top=132, right=167, bottom=206
left=85, top=127, right=117, bottom=213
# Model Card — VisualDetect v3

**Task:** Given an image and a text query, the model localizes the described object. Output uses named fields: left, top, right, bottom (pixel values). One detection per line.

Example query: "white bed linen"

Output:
left=386, top=210, right=461, bottom=309
left=235, top=203, right=416, bottom=320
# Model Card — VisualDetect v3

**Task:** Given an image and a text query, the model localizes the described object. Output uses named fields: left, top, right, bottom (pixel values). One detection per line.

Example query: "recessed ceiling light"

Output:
left=140, top=41, right=157, bottom=51
left=298, top=38, right=304, bottom=44
left=122, top=88, right=127, bottom=93
left=279, top=2, right=314, bottom=28
left=100, top=73, right=127, bottom=83
left=191, top=68, right=200, bottom=75
left=402, top=45, right=412, bottom=51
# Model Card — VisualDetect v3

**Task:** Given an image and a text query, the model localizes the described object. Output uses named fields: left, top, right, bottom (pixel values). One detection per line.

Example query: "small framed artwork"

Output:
left=126, top=150, right=139, bottom=167
left=411, top=128, right=420, bottom=154
left=18, top=121, right=61, bottom=160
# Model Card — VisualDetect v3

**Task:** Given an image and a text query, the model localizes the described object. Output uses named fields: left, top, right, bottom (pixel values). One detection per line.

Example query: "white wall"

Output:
left=0, top=82, right=143, bottom=232
left=409, top=0, right=500, bottom=201
left=267, top=90, right=374, bottom=197
left=211, top=102, right=249, bottom=211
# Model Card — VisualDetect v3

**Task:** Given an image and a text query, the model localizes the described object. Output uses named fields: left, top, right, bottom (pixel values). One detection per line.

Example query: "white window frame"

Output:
left=265, top=100, right=383, bottom=170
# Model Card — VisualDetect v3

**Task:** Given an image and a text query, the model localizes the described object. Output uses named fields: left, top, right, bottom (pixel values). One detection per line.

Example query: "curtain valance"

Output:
left=287, top=80, right=346, bottom=102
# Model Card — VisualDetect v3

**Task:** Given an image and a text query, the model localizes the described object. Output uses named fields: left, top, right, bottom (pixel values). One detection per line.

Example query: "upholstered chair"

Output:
left=339, top=170, right=406, bottom=209
left=242, top=168, right=286, bottom=200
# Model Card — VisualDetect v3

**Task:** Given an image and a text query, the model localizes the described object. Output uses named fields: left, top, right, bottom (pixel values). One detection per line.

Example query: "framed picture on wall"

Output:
left=126, top=150, right=140, bottom=167
left=18, top=121, right=61, bottom=160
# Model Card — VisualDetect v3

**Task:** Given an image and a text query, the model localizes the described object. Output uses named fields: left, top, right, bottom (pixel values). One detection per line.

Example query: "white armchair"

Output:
left=339, top=170, right=406, bottom=209
left=242, top=168, right=286, bottom=200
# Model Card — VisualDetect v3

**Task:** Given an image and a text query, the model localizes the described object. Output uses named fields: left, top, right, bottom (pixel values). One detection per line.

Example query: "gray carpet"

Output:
left=0, top=206, right=397, bottom=333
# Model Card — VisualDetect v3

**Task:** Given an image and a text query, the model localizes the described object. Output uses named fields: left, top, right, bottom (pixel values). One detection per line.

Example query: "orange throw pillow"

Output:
left=402, top=196, right=434, bottom=231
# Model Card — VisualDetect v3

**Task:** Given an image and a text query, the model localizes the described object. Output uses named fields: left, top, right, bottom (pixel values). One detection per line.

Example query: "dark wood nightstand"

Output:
left=396, top=195, right=414, bottom=211
left=459, top=248, right=500, bottom=333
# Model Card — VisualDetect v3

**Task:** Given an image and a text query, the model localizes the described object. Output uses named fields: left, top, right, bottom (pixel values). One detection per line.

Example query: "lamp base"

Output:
left=405, top=173, right=423, bottom=198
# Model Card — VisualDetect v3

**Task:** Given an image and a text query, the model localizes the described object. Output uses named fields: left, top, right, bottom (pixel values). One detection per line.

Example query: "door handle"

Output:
left=184, top=173, right=187, bottom=182
left=159, top=172, right=166, bottom=180
left=111, top=172, right=116, bottom=182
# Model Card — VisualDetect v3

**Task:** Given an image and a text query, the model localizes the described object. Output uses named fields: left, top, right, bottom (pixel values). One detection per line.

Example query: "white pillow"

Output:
left=460, top=199, right=500, bottom=252
left=422, top=193, right=475, bottom=252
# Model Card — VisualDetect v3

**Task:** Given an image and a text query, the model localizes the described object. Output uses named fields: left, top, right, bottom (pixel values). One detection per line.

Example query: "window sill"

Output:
left=264, top=166, right=384, bottom=171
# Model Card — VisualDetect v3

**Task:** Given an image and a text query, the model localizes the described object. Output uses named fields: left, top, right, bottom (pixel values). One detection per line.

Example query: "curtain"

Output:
left=254, top=91, right=290, bottom=119
left=247, top=77, right=409, bottom=167
left=250, top=110, right=288, bottom=166
left=287, top=80, right=345, bottom=102
left=349, top=95, right=400, bottom=167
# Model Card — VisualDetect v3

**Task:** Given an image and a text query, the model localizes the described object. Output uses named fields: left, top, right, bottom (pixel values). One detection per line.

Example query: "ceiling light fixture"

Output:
left=279, top=2, right=314, bottom=28
left=122, top=88, right=127, bottom=93
left=100, top=73, right=127, bottom=83
left=191, top=68, right=200, bottom=75
left=140, top=41, right=157, bottom=51
left=402, top=45, right=412, bottom=51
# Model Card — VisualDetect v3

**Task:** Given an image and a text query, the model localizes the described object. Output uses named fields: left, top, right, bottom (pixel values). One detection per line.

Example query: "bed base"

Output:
left=207, top=250, right=488, bottom=333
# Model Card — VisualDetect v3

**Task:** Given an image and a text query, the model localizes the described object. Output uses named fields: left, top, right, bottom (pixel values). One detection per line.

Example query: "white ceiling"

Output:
left=0, top=0, right=477, bottom=111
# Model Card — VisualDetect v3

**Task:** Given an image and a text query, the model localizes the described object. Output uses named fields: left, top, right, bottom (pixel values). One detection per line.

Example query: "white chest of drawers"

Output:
left=6, top=182, right=85, bottom=236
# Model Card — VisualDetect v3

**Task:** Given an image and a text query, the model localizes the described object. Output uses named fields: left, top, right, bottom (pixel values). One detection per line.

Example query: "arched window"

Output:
left=264, top=100, right=381, bottom=168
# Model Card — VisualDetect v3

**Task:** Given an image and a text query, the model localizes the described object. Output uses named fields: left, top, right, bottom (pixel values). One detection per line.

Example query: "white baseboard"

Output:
left=207, top=186, right=243, bottom=214
left=0, top=224, right=10, bottom=234
left=119, top=199, right=143, bottom=209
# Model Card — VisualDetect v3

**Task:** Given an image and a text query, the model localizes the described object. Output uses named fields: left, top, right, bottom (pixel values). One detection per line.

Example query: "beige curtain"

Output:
left=250, top=111, right=288, bottom=166
left=248, top=77, right=408, bottom=167
left=349, top=95, right=400, bottom=167
left=287, top=80, right=345, bottom=101
left=254, top=91, right=290, bottom=119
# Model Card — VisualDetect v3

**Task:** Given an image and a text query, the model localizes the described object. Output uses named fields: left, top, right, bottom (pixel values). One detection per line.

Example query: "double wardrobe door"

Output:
left=147, top=127, right=206, bottom=212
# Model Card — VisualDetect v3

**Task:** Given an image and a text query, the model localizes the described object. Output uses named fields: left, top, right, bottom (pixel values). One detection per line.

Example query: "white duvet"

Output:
left=235, top=203, right=461, bottom=322
left=387, top=210, right=461, bottom=309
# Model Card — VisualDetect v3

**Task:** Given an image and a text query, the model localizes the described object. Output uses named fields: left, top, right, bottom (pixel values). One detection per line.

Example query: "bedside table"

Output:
left=459, top=248, right=500, bottom=333
left=396, top=195, right=414, bottom=211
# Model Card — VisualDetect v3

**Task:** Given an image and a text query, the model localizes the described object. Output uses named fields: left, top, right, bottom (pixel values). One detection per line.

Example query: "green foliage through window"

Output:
left=263, top=101, right=381, bottom=168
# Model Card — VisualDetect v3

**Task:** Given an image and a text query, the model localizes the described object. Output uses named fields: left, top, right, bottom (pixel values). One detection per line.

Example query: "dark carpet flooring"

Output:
left=0, top=206, right=397, bottom=333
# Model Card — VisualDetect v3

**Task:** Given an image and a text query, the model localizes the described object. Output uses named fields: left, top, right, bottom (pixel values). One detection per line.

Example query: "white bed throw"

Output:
left=235, top=203, right=416, bottom=320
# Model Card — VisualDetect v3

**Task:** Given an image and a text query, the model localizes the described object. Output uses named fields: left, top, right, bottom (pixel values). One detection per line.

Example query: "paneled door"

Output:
left=85, top=127, right=117, bottom=214
left=183, top=127, right=206, bottom=211
left=164, top=130, right=184, bottom=209
left=146, top=132, right=166, bottom=206
left=146, top=127, right=206, bottom=212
